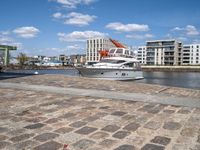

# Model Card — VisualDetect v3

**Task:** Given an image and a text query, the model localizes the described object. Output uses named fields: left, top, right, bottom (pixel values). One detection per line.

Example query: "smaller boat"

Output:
left=76, top=48, right=143, bottom=80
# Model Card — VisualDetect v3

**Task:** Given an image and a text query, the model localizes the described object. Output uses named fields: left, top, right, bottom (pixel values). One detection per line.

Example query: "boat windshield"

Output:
left=109, top=49, right=115, bottom=54
left=124, top=62, right=141, bottom=69
left=115, top=49, right=123, bottom=54
left=100, top=59, right=126, bottom=64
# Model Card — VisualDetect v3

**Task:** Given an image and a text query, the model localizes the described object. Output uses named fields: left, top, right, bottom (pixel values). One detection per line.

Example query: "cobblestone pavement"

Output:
left=1, top=75, right=200, bottom=98
left=0, top=75, right=200, bottom=150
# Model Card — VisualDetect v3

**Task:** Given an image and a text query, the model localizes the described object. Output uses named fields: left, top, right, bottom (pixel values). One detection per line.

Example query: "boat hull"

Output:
left=76, top=67, right=143, bottom=80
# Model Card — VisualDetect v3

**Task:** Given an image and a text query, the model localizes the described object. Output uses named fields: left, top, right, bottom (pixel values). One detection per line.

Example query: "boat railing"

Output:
left=108, top=53, right=134, bottom=58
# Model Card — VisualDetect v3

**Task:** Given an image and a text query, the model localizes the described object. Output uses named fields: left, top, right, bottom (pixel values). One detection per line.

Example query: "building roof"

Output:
left=146, top=39, right=178, bottom=42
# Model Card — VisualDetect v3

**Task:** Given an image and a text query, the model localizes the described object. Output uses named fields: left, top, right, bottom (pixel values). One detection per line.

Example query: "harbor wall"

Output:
left=141, top=66, right=200, bottom=72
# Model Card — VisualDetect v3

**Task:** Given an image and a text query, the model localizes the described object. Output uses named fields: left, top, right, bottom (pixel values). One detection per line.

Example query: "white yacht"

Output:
left=76, top=48, right=143, bottom=80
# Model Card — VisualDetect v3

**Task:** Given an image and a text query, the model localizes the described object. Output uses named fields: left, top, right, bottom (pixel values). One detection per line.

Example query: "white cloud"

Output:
left=106, top=22, right=149, bottom=32
left=13, top=26, right=40, bottom=38
left=0, top=31, right=10, bottom=35
left=192, top=39, right=200, bottom=44
left=0, top=36, right=13, bottom=44
left=64, top=12, right=96, bottom=26
left=0, top=31, right=22, bottom=49
left=171, top=25, right=199, bottom=36
left=67, top=44, right=80, bottom=50
left=52, top=12, right=63, bottom=19
left=46, top=47, right=68, bottom=54
left=58, top=31, right=108, bottom=42
left=53, top=12, right=96, bottom=26
left=37, top=45, right=84, bottom=55
left=126, top=34, right=153, bottom=39
left=177, top=37, right=187, bottom=41
left=67, top=44, right=85, bottom=54
left=52, top=0, right=96, bottom=8
left=185, top=25, right=199, bottom=36
left=0, top=31, right=12, bottom=43
left=171, top=27, right=184, bottom=31
left=83, top=0, right=96, bottom=5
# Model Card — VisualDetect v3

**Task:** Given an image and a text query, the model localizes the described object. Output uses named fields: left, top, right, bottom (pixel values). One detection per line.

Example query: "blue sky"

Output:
left=0, top=0, right=200, bottom=56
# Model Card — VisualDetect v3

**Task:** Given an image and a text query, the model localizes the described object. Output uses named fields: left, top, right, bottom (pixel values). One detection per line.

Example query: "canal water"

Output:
left=135, top=72, right=200, bottom=89
left=1, top=69, right=200, bottom=90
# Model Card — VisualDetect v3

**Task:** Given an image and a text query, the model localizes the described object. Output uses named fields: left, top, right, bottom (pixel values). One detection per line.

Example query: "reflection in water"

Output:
left=3, top=69, right=200, bottom=90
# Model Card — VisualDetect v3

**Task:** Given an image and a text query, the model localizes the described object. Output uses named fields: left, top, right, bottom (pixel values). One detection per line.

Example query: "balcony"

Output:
left=146, top=59, right=154, bottom=63
left=146, top=54, right=155, bottom=57
left=164, top=55, right=174, bottom=58
left=164, top=60, right=174, bottom=62
left=182, top=57, right=190, bottom=59
left=164, top=49, right=175, bottom=52
left=146, top=49, right=155, bottom=52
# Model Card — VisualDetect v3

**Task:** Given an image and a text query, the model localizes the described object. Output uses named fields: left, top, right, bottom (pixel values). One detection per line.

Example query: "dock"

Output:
left=0, top=75, right=200, bottom=150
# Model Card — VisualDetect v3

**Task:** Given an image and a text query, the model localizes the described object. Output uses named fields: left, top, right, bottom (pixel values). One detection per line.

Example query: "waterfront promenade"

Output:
left=0, top=75, right=200, bottom=150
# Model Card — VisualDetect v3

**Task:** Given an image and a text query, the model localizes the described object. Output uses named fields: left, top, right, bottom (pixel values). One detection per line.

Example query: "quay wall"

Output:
left=1, top=65, right=73, bottom=71
left=141, top=66, right=200, bottom=72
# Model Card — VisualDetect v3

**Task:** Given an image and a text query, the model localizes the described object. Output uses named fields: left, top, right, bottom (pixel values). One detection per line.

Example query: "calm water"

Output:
left=1, top=69, right=200, bottom=90
left=135, top=72, right=200, bottom=89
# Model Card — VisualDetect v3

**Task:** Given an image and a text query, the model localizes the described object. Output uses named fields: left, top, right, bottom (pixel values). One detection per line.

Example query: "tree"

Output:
left=17, top=53, right=28, bottom=66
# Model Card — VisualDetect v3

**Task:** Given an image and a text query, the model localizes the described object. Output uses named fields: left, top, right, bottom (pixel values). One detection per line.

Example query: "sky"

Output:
left=0, top=0, right=200, bottom=56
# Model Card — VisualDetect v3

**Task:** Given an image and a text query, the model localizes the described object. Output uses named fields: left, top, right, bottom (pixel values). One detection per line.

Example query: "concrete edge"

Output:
left=0, top=82, right=200, bottom=108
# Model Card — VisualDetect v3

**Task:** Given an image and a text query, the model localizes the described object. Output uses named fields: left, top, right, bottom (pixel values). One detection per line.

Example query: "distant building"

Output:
left=182, top=44, right=200, bottom=65
left=33, top=55, right=46, bottom=61
left=9, top=57, right=18, bottom=64
left=59, top=54, right=70, bottom=65
left=137, top=46, right=146, bottom=64
left=146, top=39, right=182, bottom=65
left=30, top=55, right=59, bottom=66
left=70, top=54, right=86, bottom=65
left=43, top=56, right=51, bottom=62
left=86, top=38, right=116, bottom=62
left=49, top=56, right=58, bottom=61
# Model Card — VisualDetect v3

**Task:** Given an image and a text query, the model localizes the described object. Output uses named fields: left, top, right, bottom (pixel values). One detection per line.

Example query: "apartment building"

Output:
left=182, top=44, right=200, bottom=65
left=86, top=38, right=116, bottom=62
left=137, top=46, right=146, bottom=64
left=146, top=40, right=182, bottom=65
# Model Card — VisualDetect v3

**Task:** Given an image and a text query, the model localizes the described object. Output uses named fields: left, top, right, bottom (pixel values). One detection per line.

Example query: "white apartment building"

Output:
left=86, top=38, right=115, bottom=62
left=182, top=44, right=200, bottom=65
left=137, top=46, right=146, bottom=64
left=146, top=40, right=182, bottom=65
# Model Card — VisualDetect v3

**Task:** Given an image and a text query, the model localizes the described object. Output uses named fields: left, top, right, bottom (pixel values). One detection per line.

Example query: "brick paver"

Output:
left=0, top=75, right=200, bottom=150
left=1, top=74, right=200, bottom=98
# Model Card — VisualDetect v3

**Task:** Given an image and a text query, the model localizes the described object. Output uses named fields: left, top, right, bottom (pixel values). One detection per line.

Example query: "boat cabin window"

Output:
left=130, top=51, right=134, bottom=55
left=115, top=49, right=123, bottom=54
left=87, top=62, right=98, bottom=65
left=116, top=60, right=126, bottom=64
left=125, top=50, right=129, bottom=55
left=100, top=59, right=126, bottom=64
left=109, top=49, right=115, bottom=53
left=124, top=62, right=135, bottom=68
left=124, top=62, right=140, bottom=68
